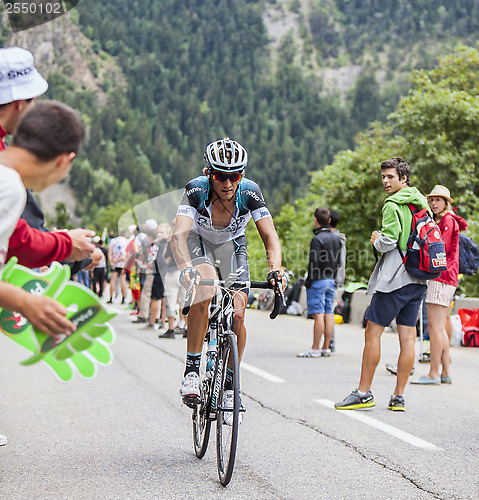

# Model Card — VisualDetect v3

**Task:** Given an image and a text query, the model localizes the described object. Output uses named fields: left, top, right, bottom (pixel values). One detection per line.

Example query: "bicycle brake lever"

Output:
left=182, top=280, right=196, bottom=316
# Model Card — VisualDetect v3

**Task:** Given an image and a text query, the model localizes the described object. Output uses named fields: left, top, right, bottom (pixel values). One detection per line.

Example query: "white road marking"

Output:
left=241, top=362, right=285, bottom=383
left=315, top=399, right=440, bottom=450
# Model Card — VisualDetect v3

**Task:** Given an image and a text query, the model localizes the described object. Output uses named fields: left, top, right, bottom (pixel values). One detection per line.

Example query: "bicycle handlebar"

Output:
left=182, top=279, right=285, bottom=319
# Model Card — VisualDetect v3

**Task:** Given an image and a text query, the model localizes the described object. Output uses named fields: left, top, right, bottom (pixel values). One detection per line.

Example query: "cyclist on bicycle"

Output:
left=171, top=138, right=284, bottom=422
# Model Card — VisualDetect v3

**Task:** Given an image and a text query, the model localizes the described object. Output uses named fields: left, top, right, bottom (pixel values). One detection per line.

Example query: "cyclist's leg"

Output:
left=181, top=232, right=218, bottom=399
left=229, top=235, right=249, bottom=363
left=180, top=258, right=216, bottom=401
left=232, top=290, right=248, bottom=362
left=185, top=262, right=217, bottom=352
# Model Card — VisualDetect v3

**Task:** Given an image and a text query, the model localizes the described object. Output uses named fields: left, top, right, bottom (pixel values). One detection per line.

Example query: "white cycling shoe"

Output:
left=180, top=372, right=200, bottom=406
left=222, top=390, right=243, bottom=426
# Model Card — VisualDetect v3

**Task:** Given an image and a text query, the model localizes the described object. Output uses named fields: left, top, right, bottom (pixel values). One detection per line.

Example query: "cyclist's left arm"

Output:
left=255, top=217, right=285, bottom=289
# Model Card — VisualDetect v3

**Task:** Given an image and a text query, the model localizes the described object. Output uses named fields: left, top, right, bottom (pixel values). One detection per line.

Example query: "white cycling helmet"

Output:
left=204, top=137, right=248, bottom=173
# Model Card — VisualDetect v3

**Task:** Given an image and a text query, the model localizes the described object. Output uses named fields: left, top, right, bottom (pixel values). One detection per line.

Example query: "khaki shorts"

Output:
left=426, top=280, right=456, bottom=307
left=164, top=270, right=185, bottom=318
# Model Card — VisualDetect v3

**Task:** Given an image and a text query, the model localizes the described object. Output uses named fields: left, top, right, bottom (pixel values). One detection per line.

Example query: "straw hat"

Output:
left=426, top=185, right=453, bottom=204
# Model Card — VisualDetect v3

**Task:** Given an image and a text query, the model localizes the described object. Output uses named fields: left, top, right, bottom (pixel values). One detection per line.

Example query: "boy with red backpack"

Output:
left=335, top=157, right=430, bottom=412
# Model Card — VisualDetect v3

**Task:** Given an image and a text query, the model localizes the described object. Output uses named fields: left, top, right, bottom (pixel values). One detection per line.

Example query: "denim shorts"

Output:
left=365, top=283, right=427, bottom=327
left=306, top=279, right=336, bottom=314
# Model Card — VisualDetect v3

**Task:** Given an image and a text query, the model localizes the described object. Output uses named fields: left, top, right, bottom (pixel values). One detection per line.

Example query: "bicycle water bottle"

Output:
left=206, top=337, right=217, bottom=377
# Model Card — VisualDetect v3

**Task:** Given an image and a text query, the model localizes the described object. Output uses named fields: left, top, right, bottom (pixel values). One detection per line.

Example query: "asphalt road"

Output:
left=1, top=304, right=478, bottom=499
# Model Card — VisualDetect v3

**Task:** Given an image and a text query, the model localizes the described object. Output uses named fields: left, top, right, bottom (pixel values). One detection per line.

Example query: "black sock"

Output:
left=225, top=368, right=234, bottom=391
left=184, top=353, right=201, bottom=376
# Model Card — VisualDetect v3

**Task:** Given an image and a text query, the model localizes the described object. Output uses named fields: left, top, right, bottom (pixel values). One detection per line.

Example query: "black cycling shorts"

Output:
left=151, top=273, right=164, bottom=300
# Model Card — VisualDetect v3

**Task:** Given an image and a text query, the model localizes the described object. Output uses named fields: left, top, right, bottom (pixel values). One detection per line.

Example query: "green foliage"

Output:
left=391, top=46, right=479, bottom=219
left=277, top=44, right=479, bottom=294
left=71, top=0, right=421, bottom=214
left=307, top=122, right=406, bottom=283
left=31, top=1, right=479, bottom=297
left=334, top=0, right=479, bottom=55
left=36, top=0, right=476, bottom=225
left=47, top=202, right=74, bottom=230
left=85, top=200, right=134, bottom=235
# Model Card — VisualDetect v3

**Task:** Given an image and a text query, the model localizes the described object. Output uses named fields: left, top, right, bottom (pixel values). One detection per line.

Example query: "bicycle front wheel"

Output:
left=216, top=332, right=240, bottom=486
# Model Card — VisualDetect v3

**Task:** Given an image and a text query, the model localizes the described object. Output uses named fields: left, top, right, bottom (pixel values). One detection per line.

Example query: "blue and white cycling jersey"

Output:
left=177, top=176, right=272, bottom=244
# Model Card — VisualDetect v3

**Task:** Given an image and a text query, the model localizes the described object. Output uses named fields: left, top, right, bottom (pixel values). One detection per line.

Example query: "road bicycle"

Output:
left=182, top=272, right=284, bottom=486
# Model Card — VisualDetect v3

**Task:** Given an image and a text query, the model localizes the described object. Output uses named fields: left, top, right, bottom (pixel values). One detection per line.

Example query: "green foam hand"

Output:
left=0, top=258, right=116, bottom=382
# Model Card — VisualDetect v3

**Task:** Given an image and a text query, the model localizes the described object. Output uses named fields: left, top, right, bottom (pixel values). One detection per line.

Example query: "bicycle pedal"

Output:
left=182, top=395, right=200, bottom=409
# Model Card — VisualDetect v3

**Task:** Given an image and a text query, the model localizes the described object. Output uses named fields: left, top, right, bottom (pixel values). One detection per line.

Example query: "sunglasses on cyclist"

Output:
left=210, top=171, right=243, bottom=183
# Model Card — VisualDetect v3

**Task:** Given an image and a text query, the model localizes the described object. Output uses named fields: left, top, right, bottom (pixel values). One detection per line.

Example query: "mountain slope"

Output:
left=2, top=1, right=478, bottom=225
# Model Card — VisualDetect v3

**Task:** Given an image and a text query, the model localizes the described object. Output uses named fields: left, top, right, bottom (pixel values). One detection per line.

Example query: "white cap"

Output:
left=0, top=47, right=48, bottom=105
left=143, top=219, right=158, bottom=231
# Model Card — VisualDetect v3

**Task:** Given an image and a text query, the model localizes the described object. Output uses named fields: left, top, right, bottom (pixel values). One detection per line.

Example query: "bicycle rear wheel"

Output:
left=193, top=348, right=212, bottom=458
left=216, top=332, right=240, bottom=486
left=192, top=382, right=211, bottom=458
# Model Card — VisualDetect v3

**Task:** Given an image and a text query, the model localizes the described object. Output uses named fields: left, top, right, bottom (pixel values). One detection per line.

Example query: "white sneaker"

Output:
left=222, top=390, right=243, bottom=426
left=180, top=372, right=200, bottom=398
left=296, top=350, right=321, bottom=358
left=320, top=349, right=332, bottom=357
left=0, top=434, right=7, bottom=446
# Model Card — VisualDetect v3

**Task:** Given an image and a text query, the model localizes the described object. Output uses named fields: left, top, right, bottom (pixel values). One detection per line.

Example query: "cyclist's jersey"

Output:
left=177, top=176, right=271, bottom=244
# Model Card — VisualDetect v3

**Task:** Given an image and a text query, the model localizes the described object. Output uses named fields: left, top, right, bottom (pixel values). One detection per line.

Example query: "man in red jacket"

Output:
left=0, top=47, right=95, bottom=268
left=0, top=101, right=86, bottom=333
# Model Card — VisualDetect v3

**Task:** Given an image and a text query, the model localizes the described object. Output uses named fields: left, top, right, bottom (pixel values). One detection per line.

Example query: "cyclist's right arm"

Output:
left=171, top=214, right=195, bottom=286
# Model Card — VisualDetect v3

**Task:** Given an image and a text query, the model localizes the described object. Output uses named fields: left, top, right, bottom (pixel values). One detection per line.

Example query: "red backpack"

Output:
left=396, top=203, right=447, bottom=279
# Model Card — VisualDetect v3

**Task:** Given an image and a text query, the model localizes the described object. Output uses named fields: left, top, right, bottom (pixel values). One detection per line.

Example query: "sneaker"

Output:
left=180, top=372, right=200, bottom=405
left=320, top=348, right=331, bottom=357
left=222, top=390, right=243, bottom=426
left=140, top=323, right=156, bottom=330
left=388, top=394, right=405, bottom=412
left=386, top=363, right=414, bottom=376
left=334, top=389, right=375, bottom=410
left=159, top=329, right=175, bottom=338
left=418, top=351, right=431, bottom=363
left=441, top=375, right=452, bottom=384
left=410, top=375, right=440, bottom=385
left=174, top=327, right=187, bottom=336
left=107, top=299, right=113, bottom=304
left=132, top=316, right=147, bottom=324
left=296, top=350, right=322, bottom=358
left=0, top=434, right=6, bottom=446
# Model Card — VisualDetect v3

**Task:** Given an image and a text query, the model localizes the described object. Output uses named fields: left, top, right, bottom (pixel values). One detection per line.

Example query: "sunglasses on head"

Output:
left=210, top=171, right=243, bottom=183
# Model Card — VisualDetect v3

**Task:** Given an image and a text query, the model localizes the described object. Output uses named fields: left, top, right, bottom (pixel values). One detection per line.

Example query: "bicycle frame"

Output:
left=194, top=282, right=237, bottom=418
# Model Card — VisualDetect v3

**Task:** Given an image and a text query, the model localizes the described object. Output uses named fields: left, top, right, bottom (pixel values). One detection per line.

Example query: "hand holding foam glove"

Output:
left=0, top=258, right=116, bottom=381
